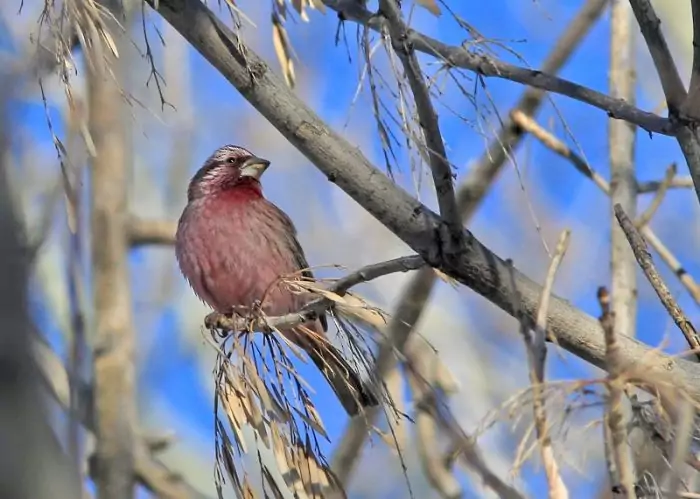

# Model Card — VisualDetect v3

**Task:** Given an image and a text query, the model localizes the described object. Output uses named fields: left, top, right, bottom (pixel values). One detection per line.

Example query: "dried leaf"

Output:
left=97, top=25, right=119, bottom=58
left=308, top=0, right=326, bottom=13
left=292, top=403, right=329, bottom=440
left=416, top=0, right=441, bottom=16
left=272, top=17, right=295, bottom=88
left=434, top=268, right=458, bottom=288
left=291, top=0, right=310, bottom=22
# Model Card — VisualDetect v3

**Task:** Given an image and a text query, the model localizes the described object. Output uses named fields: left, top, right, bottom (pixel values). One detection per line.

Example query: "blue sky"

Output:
left=7, top=0, right=700, bottom=497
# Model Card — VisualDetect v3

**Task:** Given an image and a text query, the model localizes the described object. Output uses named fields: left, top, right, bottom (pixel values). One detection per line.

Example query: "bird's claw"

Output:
left=204, top=312, right=221, bottom=330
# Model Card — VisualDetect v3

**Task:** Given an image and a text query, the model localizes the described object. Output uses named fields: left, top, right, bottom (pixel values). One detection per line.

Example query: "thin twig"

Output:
left=637, top=176, right=693, bottom=194
left=510, top=111, right=700, bottom=306
left=614, top=205, right=700, bottom=361
left=322, top=0, right=672, bottom=135
left=636, top=163, right=676, bottom=229
left=526, top=230, right=571, bottom=499
left=379, top=0, right=462, bottom=251
left=599, top=299, right=637, bottom=499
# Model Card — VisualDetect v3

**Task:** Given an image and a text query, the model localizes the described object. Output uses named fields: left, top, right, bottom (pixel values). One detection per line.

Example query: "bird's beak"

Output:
left=239, top=156, right=271, bottom=180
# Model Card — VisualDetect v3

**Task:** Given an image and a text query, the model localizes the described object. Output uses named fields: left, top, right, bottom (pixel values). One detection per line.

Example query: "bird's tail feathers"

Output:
left=306, top=341, right=378, bottom=416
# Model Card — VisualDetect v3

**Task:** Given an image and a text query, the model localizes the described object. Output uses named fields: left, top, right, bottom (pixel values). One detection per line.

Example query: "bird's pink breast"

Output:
left=175, top=191, right=303, bottom=316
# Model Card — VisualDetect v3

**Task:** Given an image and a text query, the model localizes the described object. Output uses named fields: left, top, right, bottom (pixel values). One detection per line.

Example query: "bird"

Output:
left=175, top=144, right=378, bottom=416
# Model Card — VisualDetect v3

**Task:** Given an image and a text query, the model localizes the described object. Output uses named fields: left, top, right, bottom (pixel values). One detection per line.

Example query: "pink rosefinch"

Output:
left=176, top=145, right=378, bottom=415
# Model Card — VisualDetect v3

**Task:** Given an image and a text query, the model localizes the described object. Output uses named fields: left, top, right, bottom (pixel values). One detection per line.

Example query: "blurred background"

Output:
left=1, top=0, right=699, bottom=497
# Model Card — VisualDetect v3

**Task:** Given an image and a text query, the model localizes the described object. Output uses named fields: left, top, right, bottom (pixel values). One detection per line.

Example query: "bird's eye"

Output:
left=226, top=157, right=236, bottom=164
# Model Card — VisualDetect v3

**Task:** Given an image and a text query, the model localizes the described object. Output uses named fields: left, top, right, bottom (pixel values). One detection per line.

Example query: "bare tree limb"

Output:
left=637, top=175, right=692, bottom=194
left=31, top=331, right=213, bottom=499
left=627, top=0, right=686, bottom=109
left=608, top=1, right=639, bottom=488
left=599, top=298, right=636, bottom=498
left=627, top=0, right=700, bottom=210
left=84, top=4, right=137, bottom=496
left=614, top=205, right=700, bottom=361
left=681, top=0, right=700, bottom=119
left=331, top=0, right=608, bottom=482
left=0, top=74, right=82, bottom=499
left=662, top=398, right=695, bottom=499
left=408, top=372, right=462, bottom=499
left=378, top=0, right=461, bottom=249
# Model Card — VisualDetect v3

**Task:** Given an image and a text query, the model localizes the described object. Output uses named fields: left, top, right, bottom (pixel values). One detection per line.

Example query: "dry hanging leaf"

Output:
left=291, top=0, right=310, bottom=22
left=416, top=0, right=441, bottom=16
left=308, top=0, right=326, bottom=13
left=272, top=16, right=296, bottom=88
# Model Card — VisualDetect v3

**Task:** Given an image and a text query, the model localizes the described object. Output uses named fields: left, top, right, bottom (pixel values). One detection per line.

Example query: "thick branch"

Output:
left=146, top=0, right=700, bottom=411
left=86, top=8, right=137, bottom=496
left=608, top=0, right=639, bottom=485
left=627, top=0, right=686, bottom=110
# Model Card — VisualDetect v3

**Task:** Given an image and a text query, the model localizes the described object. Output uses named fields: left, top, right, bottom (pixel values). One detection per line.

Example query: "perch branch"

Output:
left=206, top=255, right=426, bottom=333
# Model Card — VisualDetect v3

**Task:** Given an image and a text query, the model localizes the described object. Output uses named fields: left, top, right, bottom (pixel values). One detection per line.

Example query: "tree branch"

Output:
left=85, top=5, right=137, bottom=495
left=128, top=218, right=177, bottom=246
left=682, top=0, right=700, bottom=120
left=627, top=0, right=700, bottom=211
left=607, top=0, right=639, bottom=486
left=627, top=0, right=686, bottom=110
left=522, top=231, right=571, bottom=499
left=378, top=0, right=462, bottom=248
left=614, top=205, right=700, bottom=361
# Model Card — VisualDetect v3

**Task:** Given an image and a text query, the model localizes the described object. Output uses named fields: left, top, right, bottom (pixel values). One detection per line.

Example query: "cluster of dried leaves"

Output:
left=205, top=275, right=396, bottom=498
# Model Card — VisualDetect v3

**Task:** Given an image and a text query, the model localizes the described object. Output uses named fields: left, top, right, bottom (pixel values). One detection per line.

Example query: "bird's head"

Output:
left=187, top=145, right=271, bottom=202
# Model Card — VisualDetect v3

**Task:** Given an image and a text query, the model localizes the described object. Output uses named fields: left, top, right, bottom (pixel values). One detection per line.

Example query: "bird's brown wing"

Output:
left=270, top=204, right=328, bottom=332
